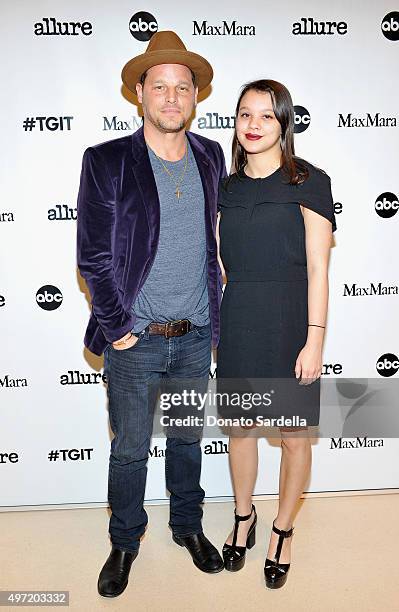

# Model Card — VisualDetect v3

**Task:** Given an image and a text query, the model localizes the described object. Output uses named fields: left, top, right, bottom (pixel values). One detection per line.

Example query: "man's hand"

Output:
left=112, top=332, right=140, bottom=351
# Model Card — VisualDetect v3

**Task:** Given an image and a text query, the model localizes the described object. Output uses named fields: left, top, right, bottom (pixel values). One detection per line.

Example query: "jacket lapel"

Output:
left=187, top=131, right=216, bottom=245
left=130, top=126, right=160, bottom=248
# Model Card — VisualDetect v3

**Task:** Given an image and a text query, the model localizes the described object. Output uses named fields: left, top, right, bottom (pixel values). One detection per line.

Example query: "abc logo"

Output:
left=381, top=12, right=399, bottom=41
left=375, top=192, right=399, bottom=218
left=129, top=12, right=158, bottom=41
left=36, top=285, right=63, bottom=311
left=376, top=353, right=399, bottom=377
left=294, top=105, right=311, bottom=133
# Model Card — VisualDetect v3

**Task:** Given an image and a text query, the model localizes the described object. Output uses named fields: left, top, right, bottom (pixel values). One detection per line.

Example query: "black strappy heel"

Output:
left=264, top=519, right=294, bottom=589
left=222, top=504, right=257, bottom=572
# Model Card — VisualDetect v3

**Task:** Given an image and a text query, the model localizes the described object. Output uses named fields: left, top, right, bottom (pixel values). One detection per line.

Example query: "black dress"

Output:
left=216, top=161, right=337, bottom=426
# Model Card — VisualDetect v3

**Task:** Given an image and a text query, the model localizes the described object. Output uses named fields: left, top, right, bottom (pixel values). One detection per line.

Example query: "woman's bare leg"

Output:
left=225, top=434, right=258, bottom=546
left=266, top=429, right=311, bottom=562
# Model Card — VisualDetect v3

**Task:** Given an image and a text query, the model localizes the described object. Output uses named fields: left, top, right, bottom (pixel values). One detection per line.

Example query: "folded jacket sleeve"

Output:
left=76, top=147, right=134, bottom=343
left=296, top=165, right=337, bottom=232
left=217, top=144, right=228, bottom=212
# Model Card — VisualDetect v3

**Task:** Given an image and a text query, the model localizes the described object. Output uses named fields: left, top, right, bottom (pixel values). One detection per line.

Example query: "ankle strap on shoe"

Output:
left=272, top=520, right=293, bottom=538
left=272, top=520, right=294, bottom=563
left=231, top=504, right=256, bottom=549
left=234, top=504, right=256, bottom=522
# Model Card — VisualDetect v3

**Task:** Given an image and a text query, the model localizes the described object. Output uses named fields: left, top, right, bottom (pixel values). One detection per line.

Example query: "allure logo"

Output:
left=34, top=17, right=92, bottom=36
left=48, top=204, right=77, bottom=221
left=203, top=441, right=229, bottom=455
left=197, top=113, right=235, bottom=129
left=292, top=18, right=348, bottom=35
left=60, top=370, right=107, bottom=385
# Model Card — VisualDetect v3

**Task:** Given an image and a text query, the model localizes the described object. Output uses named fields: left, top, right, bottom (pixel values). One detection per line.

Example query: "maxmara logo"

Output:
left=34, top=17, right=92, bottom=36
left=0, top=211, right=14, bottom=222
left=0, top=374, right=28, bottom=388
left=193, top=20, right=255, bottom=36
left=330, top=437, right=383, bottom=449
left=149, top=445, right=165, bottom=457
left=103, top=115, right=143, bottom=131
left=343, top=282, right=398, bottom=297
left=48, top=204, right=77, bottom=221
left=292, top=18, right=348, bottom=35
left=338, top=113, right=397, bottom=128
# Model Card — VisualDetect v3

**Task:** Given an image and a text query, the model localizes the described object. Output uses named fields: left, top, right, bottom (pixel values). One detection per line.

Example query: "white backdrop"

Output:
left=1, top=0, right=399, bottom=510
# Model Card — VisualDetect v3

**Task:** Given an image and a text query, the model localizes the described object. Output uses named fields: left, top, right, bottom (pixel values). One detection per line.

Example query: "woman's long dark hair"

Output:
left=231, top=79, right=309, bottom=185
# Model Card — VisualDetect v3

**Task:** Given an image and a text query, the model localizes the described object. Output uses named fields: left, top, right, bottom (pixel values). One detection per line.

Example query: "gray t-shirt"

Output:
left=131, top=140, right=209, bottom=333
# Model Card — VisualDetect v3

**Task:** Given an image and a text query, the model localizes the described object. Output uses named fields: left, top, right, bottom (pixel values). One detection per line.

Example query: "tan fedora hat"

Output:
left=121, top=30, right=213, bottom=93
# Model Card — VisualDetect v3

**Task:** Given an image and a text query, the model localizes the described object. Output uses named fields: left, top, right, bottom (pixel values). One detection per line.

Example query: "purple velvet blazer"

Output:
left=76, top=126, right=227, bottom=356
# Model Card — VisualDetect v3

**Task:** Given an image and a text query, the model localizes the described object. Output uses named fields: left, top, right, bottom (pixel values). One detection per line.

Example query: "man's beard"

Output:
left=155, top=117, right=186, bottom=133
left=143, top=103, right=187, bottom=133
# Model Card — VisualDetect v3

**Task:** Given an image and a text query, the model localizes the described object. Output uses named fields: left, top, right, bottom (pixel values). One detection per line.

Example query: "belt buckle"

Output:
left=164, top=319, right=190, bottom=338
left=175, top=319, right=189, bottom=336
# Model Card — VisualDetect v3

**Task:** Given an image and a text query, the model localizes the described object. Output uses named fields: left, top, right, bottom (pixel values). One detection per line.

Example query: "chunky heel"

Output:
left=264, top=519, right=294, bottom=589
left=246, top=526, right=256, bottom=549
left=222, top=504, right=257, bottom=572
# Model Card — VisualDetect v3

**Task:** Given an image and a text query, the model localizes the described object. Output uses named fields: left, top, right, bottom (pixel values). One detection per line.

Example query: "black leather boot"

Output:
left=172, top=532, right=224, bottom=573
left=97, top=546, right=139, bottom=597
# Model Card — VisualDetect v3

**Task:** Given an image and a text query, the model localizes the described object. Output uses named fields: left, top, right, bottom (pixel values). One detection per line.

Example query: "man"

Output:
left=76, top=31, right=227, bottom=597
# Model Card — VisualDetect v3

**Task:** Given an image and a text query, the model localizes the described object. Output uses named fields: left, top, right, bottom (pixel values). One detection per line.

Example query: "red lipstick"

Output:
left=245, top=133, right=262, bottom=140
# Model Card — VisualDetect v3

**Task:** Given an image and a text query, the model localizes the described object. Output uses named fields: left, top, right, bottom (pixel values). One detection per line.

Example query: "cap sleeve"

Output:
left=218, top=176, right=231, bottom=212
left=296, top=165, right=337, bottom=232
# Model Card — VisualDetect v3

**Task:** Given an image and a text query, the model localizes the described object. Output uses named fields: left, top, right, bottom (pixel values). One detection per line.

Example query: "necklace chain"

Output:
left=154, top=140, right=189, bottom=200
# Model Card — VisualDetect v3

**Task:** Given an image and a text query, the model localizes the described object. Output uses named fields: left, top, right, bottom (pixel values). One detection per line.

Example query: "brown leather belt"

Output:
left=148, top=319, right=192, bottom=338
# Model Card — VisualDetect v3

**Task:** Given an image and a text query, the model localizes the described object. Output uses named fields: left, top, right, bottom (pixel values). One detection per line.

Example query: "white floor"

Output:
left=1, top=494, right=399, bottom=611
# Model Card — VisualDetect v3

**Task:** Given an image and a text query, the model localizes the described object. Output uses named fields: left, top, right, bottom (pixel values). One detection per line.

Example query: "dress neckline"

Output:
left=239, top=166, right=282, bottom=181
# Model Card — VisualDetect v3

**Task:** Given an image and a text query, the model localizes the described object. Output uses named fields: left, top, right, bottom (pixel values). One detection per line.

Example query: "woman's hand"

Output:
left=112, top=332, right=140, bottom=351
left=294, top=344, right=322, bottom=385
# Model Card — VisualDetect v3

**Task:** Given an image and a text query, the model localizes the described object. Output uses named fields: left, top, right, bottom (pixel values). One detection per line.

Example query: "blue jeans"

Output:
left=103, top=322, right=212, bottom=553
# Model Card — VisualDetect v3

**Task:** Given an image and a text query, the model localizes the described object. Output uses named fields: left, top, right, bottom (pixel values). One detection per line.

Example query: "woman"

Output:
left=216, top=79, right=337, bottom=588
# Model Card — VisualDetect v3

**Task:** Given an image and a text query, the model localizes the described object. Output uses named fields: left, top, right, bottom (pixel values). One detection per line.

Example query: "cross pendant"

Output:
left=175, top=188, right=182, bottom=200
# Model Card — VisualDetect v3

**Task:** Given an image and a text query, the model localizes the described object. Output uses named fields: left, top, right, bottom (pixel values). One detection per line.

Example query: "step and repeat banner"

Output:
left=1, top=1, right=399, bottom=509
